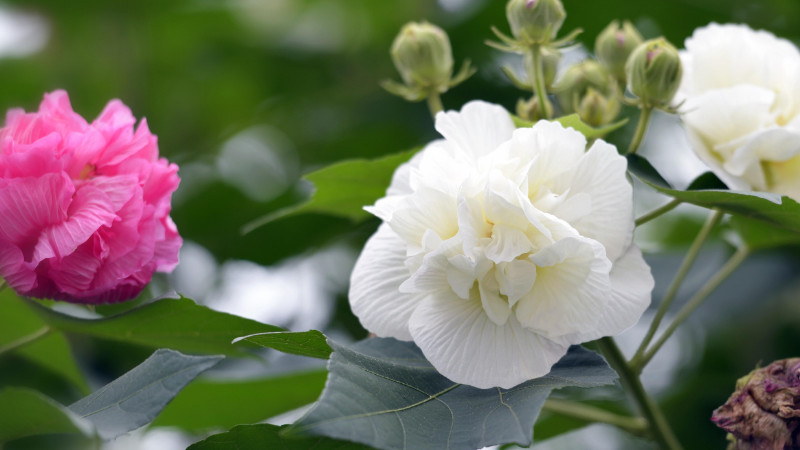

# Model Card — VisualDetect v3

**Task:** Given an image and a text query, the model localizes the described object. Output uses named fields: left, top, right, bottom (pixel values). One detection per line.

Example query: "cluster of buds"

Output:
left=381, top=22, right=475, bottom=106
left=554, top=60, right=619, bottom=127
left=712, top=358, right=800, bottom=449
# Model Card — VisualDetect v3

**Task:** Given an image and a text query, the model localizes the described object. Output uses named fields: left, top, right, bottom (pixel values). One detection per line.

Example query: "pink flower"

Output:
left=0, top=90, right=181, bottom=303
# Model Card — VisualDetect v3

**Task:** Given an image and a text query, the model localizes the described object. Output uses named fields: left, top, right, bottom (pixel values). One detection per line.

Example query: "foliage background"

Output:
left=1, top=0, right=800, bottom=448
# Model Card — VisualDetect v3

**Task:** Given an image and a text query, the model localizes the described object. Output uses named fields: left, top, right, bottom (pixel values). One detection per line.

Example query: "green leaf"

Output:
left=243, top=148, right=419, bottom=233
left=152, top=370, right=327, bottom=432
left=188, top=424, right=371, bottom=450
left=69, top=348, right=223, bottom=439
left=729, top=216, right=800, bottom=250
left=512, top=114, right=629, bottom=139
left=0, top=387, right=92, bottom=443
left=629, top=156, right=800, bottom=234
left=0, top=291, right=88, bottom=393
left=233, top=330, right=332, bottom=359
left=31, top=297, right=282, bottom=356
left=286, top=338, right=616, bottom=449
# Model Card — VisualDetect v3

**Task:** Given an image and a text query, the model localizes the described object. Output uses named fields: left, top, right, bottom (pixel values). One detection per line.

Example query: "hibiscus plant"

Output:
left=1, top=1, right=800, bottom=450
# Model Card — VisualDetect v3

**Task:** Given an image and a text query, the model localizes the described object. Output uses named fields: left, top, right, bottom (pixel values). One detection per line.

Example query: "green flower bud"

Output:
left=577, top=87, right=620, bottom=127
left=390, top=22, right=454, bottom=91
left=594, top=20, right=643, bottom=82
left=516, top=95, right=553, bottom=122
left=523, top=47, right=561, bottom=89
left=626, top=37, right=683, bottom=108
left=554, top=60, right=613, bottom=114
left=506, top=0, right=566, bottom=45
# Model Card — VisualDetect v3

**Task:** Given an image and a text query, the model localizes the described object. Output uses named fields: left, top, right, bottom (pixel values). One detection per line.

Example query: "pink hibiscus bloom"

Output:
left=0, top=90, right=181, bottom=303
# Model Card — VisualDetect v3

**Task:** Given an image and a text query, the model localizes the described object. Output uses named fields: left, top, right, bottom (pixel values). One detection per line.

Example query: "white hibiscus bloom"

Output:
left=678, top=23, right=800, bottom=201
left=349, top=101, right=652, bottom=389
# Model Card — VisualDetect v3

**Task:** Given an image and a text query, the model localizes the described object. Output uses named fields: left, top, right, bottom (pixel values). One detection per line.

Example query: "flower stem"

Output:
left=426, top=92, right=444, bottom=119
left=597, top=337, right=683, bottom=450
left=639, top=246, right=750, bottom=368
left=631, top=209, right=723, bottom=372
left=0, top=325, right=51, bottom=357
left=529, top=44, right=551, bottom=120
left=543, top=398, right=648, bottom=434
left=635, top=199, right=682, bottom=227
left=628, top=106, right=653, bottom=154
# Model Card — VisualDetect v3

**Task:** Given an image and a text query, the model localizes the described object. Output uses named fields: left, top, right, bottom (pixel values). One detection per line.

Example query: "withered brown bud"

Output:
left=711, top=358, right=800, bottom=449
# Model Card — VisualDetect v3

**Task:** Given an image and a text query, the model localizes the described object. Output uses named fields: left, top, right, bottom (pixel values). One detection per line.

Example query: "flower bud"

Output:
left=626, top=37, right=683, bottom=108
left=712, top=358, right=800, bottom=449
left=390, top=22, right=454, bottom=90
left=577, top=87, right=620, bottom=127
left=594, top=20, right=643, bottom=82
left=523, top=47, right=561, bottom=89
left=506, top=0, right=566, bottom=45
left=516, top=95, right=553, bottom=122
left=554, top=60, right=613, bottom=114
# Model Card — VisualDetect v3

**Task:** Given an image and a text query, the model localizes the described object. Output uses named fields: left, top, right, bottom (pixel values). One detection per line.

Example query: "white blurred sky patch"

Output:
left=0, top=4, right=49, bottom=58
left=171, top=242, right=357, bottom=332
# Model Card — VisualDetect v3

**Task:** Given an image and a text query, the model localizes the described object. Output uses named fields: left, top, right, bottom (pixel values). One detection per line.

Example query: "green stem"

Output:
left=543, top=398, right=648, bottom=434
left=529, top=44, right=551, bottom=120
left=628, top=106, right=653, bottom=154
left=0, top=325, right=51, bottom=357
left=631, top=209, right=723, bottom=372
left=635, top=199, right=682, bottom=227
left=640, top=246, right=750, bottom=367
left=426, top=92, right=443, bottom=119
left=597, top=337, right=683, bottom=450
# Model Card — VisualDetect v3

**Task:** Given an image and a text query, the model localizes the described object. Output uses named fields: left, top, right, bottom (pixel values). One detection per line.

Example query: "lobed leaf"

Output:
left=233, top=330, right=332, bottom=359
left=286, top=338, right=616, bottom=450
left=69, top=349, right=223, bottom=439
left=243, top=148, right=419, bottom=232
left=188, top=424, right=371, bottom=450
left=31, top=297, right=282, bottom=356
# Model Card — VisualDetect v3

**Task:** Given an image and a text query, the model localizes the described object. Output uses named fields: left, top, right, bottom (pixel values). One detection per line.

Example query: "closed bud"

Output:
left=506, top=0, right=566, bottom=45
left=577, top=87, right=620, bottom=127
left=595, top=20, right=643, bottom=82
left=626, top=37, right=683, bottom=107
left=554, top=60, right=613, bottom=114
left=712, top=358, right=800, bottom=449
left=516, top=95, right=553, bottom=122
left=391, top=22, right=454, bottom=90
left=524, top=47, right=561, bottom=89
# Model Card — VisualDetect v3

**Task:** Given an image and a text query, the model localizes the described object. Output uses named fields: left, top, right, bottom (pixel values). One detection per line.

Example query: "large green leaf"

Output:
left=729, top=216, right=800, bottom=250
left=0, top=291, right=88, bottom=393
left=152, top=370, right=327, bottom=432
left=233, top=330, right=332, bottom=359
left=243, top=148, right=418, bottom=232
left=286, top=338, right=616, bottom=450
left=30, top=297, right=282, bottom=356
left=628, top=156, right=800, bottom=233
left=0, top=388, right=92, bottom=443
left=188, top=424, right=371, bottom=450
left=69, top=349, right=223, bottom=439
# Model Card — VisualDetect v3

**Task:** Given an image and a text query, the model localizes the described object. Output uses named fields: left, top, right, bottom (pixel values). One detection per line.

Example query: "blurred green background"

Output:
left=1, top=0, right=800, bottom=448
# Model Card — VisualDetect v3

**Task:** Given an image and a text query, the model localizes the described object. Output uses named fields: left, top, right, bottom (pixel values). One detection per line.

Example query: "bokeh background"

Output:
left=2, top=0, right=800, bottom=448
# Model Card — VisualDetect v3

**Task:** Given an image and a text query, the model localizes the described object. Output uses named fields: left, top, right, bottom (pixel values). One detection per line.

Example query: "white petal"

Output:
left=408, top=291, right=569, bottom=389
left=399, top=236, right=462, bottom=294
left=515, top=121, right=586, bottom=195
left=478, top=273, right=512, bottom=326
left=516, top=237, right=612, bottom=338
left=550, top=140, right=634, bottom=261
left=435, top=101, right=515, bottom=160
left=722, top=128, right=800, bottom=177
left=387, top=187, right=458, bottom=245
left=485, top=224, right=534, bottom=263
left=386, top=149, right=425, bottom=196
left=349, top=224, right=422, bottom=341
left=565, top=245, right=653, bottom=342
left=495, top=259, right=537, bottom=306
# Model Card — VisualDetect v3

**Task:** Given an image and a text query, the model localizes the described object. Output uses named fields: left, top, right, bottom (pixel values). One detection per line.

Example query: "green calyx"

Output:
left=626, top=37, right=683, bottom=109
left=506, top=0, right=566, bottom=45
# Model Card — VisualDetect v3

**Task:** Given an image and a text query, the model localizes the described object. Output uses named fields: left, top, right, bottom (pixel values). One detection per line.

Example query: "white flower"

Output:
left=678, top=23, right=800, bottom=201
left=349, top=101, right=652, bottom=389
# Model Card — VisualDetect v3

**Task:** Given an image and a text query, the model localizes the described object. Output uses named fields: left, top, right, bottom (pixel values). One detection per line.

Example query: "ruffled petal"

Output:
left=409, top=291, right=569, bottom=389
left=434, top=101, right=515, bottom=161
left=349, top=224, right=424, bottom=341
left=516, top=237, right=612, bottom=338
